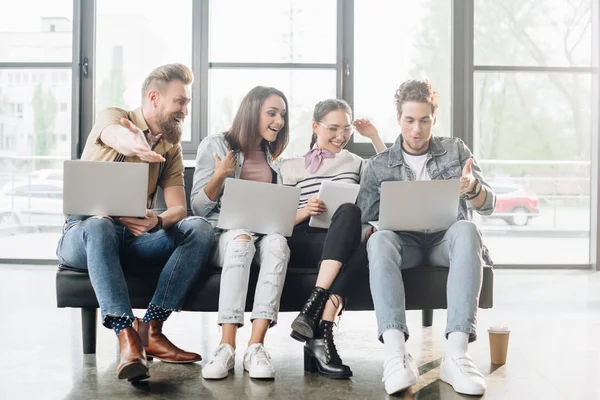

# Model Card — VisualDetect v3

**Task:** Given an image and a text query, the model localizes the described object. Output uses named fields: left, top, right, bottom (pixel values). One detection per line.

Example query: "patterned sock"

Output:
left=106, top=316, right=133, bottom=335
left=142, top=304, right=172, bottom=323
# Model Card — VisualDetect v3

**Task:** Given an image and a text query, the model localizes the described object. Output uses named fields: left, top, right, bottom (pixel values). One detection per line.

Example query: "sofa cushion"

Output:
left=56, top=263, right=493, bottom=312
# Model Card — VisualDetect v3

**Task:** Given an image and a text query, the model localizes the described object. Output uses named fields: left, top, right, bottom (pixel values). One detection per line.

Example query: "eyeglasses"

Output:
left=316, top=122, right=354, bottom=138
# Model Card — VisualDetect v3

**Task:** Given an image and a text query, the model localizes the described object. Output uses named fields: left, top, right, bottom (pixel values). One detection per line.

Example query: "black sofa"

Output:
left=56, top=167, right=494, bottom=354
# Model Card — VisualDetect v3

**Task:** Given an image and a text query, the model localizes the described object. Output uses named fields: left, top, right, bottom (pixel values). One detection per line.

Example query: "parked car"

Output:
left=0, top=178, right=64, bottom=225
left=485, top=183, right=539, bottom=226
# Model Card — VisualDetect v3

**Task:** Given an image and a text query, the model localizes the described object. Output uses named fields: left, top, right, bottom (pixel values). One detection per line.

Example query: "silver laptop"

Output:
left=63, top=160, right=148, bottom=217
left=371, top=180, right=460, bottom=231
left=217, top=178, right=301, bottom=237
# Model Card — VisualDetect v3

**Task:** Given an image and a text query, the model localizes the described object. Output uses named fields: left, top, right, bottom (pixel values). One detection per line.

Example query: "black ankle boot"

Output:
left=290, top=286, right=329, bottom=342
left=304, top=320, right=352, bottom=379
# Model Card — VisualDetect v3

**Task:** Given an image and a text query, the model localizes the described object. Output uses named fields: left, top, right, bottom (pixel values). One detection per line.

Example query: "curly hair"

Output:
left=394, top=79, right=439, bottom=117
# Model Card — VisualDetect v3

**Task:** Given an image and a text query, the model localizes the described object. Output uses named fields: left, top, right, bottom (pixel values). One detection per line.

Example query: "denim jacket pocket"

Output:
left=439, top=160, right=462, bottom=180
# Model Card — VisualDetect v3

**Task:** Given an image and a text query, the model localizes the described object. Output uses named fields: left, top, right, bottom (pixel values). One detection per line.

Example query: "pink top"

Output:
left=240, top=148, right=272, bottom=183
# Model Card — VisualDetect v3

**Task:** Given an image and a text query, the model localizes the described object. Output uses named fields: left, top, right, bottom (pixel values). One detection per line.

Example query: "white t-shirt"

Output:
left=402, top=150, right=430, bottom=181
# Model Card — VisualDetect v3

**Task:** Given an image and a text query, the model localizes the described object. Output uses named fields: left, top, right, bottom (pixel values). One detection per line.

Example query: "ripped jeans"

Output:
left=212, top=229, right=290, bottom=327
left=56, top=215, right=215, bottom=328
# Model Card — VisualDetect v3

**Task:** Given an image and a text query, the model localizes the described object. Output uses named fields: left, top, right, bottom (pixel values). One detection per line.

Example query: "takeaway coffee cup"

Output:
left=488, top=325, right=510, bottom=365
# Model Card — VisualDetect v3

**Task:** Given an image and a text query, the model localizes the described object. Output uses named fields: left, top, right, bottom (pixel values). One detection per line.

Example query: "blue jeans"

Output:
left=56, top=215, right=215, bottom=327
left=367, top=220, right=483, bottom=343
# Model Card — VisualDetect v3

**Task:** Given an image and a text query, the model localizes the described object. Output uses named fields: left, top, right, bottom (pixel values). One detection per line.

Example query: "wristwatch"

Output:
left=149, top=215, right=163, bottom=233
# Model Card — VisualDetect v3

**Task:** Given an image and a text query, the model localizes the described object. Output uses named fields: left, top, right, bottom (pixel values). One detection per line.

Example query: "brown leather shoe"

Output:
left=116, top=327, right=149, bottom=381
left=134, top=319, right=202, bottom=364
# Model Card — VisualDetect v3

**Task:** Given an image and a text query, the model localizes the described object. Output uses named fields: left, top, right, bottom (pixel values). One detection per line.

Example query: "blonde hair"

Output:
left=141, top=63, right=193, bottom=98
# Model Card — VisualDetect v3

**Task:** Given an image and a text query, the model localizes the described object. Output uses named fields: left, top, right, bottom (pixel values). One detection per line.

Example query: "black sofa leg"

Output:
left=422, top=309, right=433, bottom=327
left=82, top=308, right=98, bottom=354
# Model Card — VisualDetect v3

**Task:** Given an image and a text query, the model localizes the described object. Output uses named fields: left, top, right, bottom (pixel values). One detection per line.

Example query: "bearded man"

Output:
left=56, top=63, right=215, bottom=382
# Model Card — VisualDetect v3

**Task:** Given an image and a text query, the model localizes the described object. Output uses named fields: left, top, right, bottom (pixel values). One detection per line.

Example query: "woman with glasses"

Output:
left=279, top=99, right=386, bottom=379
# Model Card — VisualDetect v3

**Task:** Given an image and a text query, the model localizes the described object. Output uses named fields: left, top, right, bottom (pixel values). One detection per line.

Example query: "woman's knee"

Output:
left=223, top=230, right=256, bottom=264
left=332, top=203, right=361, bottom=223
left=261, top=233, right=291, bottom=261
left=234, top=234, right=252, bottom=242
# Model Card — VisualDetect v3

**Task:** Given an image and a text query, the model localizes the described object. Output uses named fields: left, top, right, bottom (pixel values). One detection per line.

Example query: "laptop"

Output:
left=217, top=178, right=301, bottom=237
left=309, top=181, right=360, bottom=229
left=370, top=180, right=460, bottom=231
left=63, top=160, right=148, bottom=217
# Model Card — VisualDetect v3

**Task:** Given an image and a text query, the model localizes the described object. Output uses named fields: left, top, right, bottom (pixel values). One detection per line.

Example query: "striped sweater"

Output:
left=279, top=150, right=365, bottom=209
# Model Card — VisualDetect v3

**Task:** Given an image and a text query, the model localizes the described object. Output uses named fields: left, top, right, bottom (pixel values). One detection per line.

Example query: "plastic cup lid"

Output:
left=488, top=325, right=510, bottom=333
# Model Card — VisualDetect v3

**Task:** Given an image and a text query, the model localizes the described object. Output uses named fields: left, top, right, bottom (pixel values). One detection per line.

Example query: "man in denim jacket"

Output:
left=357, top=80, right=495, bottom=396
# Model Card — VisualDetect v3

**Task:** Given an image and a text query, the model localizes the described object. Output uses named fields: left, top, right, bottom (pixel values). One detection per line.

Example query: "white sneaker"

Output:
left=382, top=353, right=419, bottom=395
left=202, top=344, right=235, bottom=380
left=243, top=343, right=275, bottom=379
left=440, top=353, right=487, bottom=395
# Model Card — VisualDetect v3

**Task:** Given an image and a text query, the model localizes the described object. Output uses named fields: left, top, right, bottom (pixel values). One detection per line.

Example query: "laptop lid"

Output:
left=63, top=160, right=148, bottom=217
left=378, top=179, right=460, bottom=231
left=217, top=178, right=301, bottom=237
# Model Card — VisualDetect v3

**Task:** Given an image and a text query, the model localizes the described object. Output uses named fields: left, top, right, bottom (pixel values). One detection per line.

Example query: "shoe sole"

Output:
left=303, top=348, right=353, bottom=379
left=290, top=330, right=309, bottom=342
left=147, top=355, right=202, bottom=364
left=117, top=363, right=149, bottom=382
left=308, top=369, right=353, bottom=380
left=290, top=320, right=314, bottom=342
left=244, top=363, right=275, bottom=379
left=439, top=372, right=485, bottom=395
left=202, top=366, right=234, bottom=380
left=247, top=370, right=275, bottom=379
left=384, top=377, right=417, bottom=395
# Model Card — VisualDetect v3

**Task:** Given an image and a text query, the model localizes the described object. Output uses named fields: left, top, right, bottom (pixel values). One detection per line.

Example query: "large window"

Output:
left=209, top=0, right=336, bottom=64
left=0, top=0, right=73, bottom=259
left=1, top=0, right=598, bottom=267
left=353, top=0, right=452, bottom=145
left=0, top=1, right=72, bottom=63
left=95, top=0, right=193, bottom=141
left=473, top=0, right=595, bottom=265
left=208, top=69, right=336, bottom=156
left=207, top=0, right=338, bottom=156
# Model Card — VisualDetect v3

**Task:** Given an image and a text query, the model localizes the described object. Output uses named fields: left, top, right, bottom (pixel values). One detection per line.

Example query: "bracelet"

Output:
left=465, top=182, right=483, bottom=200
left=367, top=225, right=376, bottom=239
left=149, top=215, right=163, bottom=233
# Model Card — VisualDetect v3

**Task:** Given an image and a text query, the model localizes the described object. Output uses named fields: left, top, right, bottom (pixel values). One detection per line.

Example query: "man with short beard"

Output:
left=57, top=63, right=215, bottom=382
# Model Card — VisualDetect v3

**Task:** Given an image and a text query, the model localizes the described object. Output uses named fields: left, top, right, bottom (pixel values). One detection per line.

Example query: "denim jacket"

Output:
left=357, top=135, right=496, bottom=265
left=190, top=133, right=280, bottom=227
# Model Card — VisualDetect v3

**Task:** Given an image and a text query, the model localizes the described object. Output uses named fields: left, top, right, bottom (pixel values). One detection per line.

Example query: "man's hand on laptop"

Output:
left=116, top=209, right=159, bottom=236
left=460, top=158, right=477, bottom=195
left=118, top=118, right=166, bottom=163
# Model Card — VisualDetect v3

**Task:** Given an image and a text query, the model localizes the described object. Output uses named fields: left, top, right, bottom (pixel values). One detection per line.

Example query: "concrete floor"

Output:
left=1, top=265, right=599, bottom=399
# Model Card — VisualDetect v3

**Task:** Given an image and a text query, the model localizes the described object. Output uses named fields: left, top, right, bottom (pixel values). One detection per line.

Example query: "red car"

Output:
left=486, top=183, right=539, bottom=226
